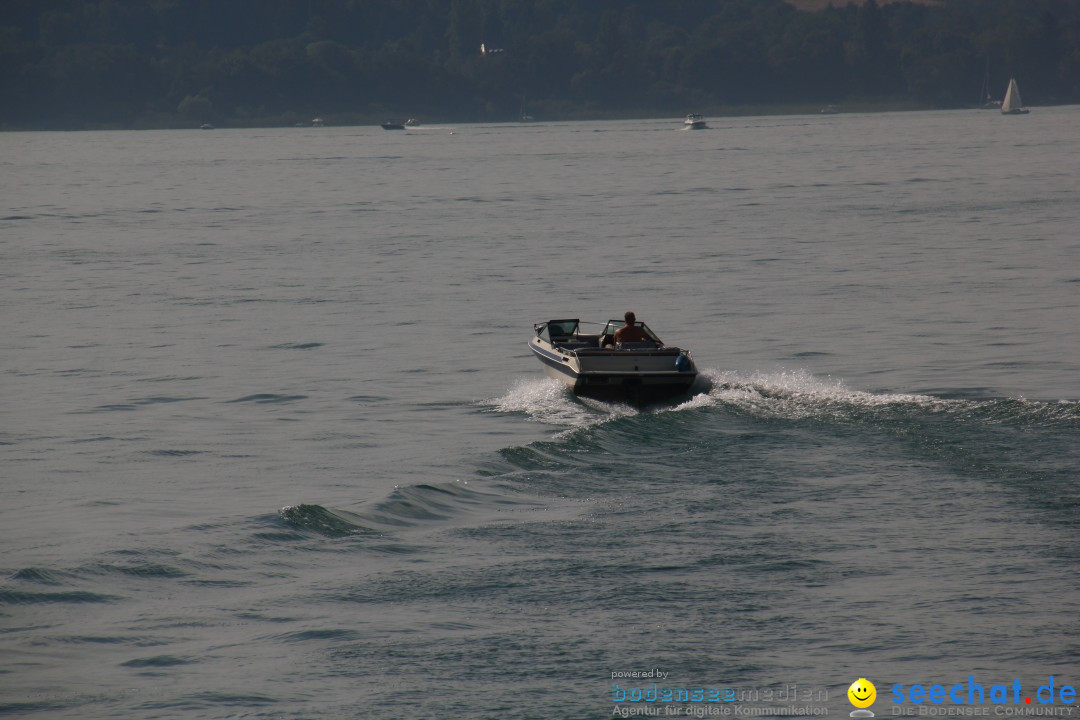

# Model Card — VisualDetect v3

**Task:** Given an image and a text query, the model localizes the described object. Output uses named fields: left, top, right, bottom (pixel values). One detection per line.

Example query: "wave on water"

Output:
left=276, top=504, right=375, bottom=538
left=277, top=480, right=570, bottom=541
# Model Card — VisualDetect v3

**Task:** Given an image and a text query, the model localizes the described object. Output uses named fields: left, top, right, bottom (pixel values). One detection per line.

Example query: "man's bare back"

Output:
left=614, top=311, right=652, bottom=344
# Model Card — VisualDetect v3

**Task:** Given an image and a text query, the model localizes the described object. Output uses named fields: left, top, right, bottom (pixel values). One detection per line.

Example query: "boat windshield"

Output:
left=541, top=319, right=579, bottom=342
left=602, top=319, right=660, bottom=341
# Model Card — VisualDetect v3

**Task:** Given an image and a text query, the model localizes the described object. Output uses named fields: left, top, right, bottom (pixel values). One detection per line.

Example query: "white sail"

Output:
left=1001, top=78, right=1025, bottom=114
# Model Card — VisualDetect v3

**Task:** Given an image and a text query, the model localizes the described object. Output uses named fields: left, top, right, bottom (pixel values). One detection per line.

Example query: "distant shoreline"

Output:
left=7, top=100, right=1074, bottom=132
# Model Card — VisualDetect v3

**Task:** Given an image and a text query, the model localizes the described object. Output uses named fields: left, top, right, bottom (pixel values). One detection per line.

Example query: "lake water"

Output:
left=2, top=109, right=1078, bottom=719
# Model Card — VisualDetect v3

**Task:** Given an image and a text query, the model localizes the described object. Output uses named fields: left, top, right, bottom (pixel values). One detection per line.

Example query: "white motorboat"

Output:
left=529, top=318, right=699, bottom=404
left=684, top=113, right=708, bottom=129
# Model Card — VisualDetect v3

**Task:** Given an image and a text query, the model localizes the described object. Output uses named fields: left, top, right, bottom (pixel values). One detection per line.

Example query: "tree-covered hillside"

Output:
left=1, top=0, right=1077, bottom=129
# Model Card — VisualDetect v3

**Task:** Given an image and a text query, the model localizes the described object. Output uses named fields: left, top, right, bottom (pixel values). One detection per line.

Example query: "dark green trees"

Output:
left=1, top=0, right=1077, bottom=129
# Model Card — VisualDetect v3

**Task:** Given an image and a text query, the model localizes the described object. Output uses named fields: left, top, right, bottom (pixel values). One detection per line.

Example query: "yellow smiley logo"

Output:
left=848, top=678, right=877, bottom=708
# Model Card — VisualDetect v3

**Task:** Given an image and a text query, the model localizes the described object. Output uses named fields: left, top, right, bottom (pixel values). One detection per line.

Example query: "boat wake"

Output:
left=697, top=368, right=1078, bottom=430
left=488, top=369, right=1078, bottom=431
left=280, top=370, right=1075, bottom=548
left=700, top=367, right=944, bottom=420
left=484, top=377, right=638, bottom=430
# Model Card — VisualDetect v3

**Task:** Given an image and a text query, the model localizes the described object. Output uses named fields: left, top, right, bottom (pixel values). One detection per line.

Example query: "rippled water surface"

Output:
left=2, top=110, right=1079, bottom=718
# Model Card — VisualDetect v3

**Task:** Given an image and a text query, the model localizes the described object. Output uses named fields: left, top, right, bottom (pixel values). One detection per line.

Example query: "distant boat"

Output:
left=819, top=105, right=839, bottom=114
left=683, top=113, right=707, bottom=129
left=380, top=120, right=406, bottom=130
left=405, top=118, right=421, bottom=127
left=199, top=123, right=214, bottom=130
left=1000, top=78, right=1029, bottom=115
left=979, top=61, right=1001, bottom=109
left=311, top=117, right=324, bottom=127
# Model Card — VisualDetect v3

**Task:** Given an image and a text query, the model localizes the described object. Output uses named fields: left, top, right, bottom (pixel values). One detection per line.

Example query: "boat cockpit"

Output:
left=534, top=319, right=668, bottom=352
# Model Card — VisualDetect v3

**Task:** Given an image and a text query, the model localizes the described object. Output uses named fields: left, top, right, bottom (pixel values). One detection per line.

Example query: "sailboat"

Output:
left=1000, top=78, right=1029, bottom=115
left=519, top=93, right=534, bottom=122
left=979, top=60, right=1001, bottom=109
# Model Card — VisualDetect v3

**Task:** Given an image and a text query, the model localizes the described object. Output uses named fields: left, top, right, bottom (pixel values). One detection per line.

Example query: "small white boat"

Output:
left=405, top=118, right=421, bottom=127
left=529, top=318, right=698, bottom=404
left=1000, top=78, right=1029, bottom=115
left=684, top=113, right=708, bottom=129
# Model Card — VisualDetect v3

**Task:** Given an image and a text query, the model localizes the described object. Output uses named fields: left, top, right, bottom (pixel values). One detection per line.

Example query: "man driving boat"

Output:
left=614, top=311, right=658, bottom=345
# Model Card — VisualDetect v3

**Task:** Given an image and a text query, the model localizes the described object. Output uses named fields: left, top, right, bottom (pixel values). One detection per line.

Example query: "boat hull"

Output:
left=530, top=340, right=698, bottom=404
left=684, top=114, right=708, bottom=129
